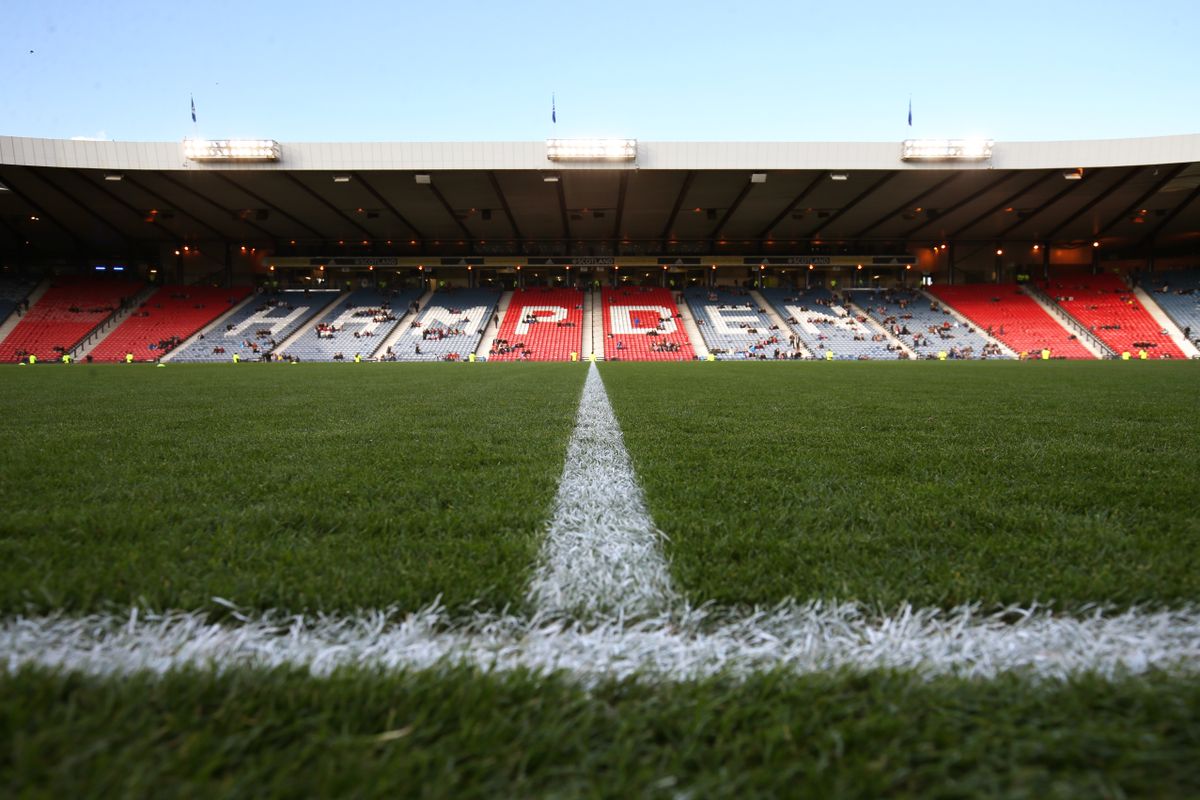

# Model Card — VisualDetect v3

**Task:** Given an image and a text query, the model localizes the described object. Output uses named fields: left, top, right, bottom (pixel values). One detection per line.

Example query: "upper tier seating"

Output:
left=489, top=287, right=583, bottom=361
left=89, top=285, right=254, bottom=362
left=1141, top=270, right=1200, bottom=350
left=283, top=287, right=423, bottom=362
left=1042, top=274, right=1186, bottom=358
left=389, top=288, right=501, bottom=361
left=683, top=287, right=794, bottom=359
left=0, top=277, right=36, bottom=323
left=0, top=277, right=145, bottom=362
left=927, top=284, right=1093, bottom=358
left=602, top=287, right=695, bottom=361
left=169, top=290, right=340, bottom=362
left=851, top=288, right=1011, bottom=359
left=760, top=288, right=901, bottom=360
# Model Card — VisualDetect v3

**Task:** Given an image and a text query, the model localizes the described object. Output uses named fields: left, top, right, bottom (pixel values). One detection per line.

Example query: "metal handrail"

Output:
left=1021, top=283, right=1116, bottom=357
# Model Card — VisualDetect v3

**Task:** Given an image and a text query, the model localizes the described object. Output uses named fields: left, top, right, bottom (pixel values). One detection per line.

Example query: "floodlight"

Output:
left=183, top=139, right=281, bottom=162
left=546, top=138, right=637, bottom=161
left=414, top=174, right=432, bottom=184
left=901, top=139, right=994, bottom=161
left=830, top=173, right=849, bottom=181
left=333, top=176, right=351, bottom=183
left=104, top=174, right=123, bottom=182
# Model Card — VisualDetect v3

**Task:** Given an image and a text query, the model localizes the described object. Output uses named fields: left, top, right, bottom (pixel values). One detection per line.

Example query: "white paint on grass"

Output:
left=3, top=603, right=1199, bottom=684
left=526, top=363, right=675, bottom=617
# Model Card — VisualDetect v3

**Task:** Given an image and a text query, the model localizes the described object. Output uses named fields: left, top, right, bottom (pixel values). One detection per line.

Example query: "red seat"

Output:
left=929, top=284, right=1094, bottom=359
left=1041, top=275, right=1185, bottom=358
left=90, top=285, right=254, bottom=362
left=602, top=287, right=695, bottom=361
left=0, top=277, right=145, bottom=362
left=489, top=288, right=583, bottom=361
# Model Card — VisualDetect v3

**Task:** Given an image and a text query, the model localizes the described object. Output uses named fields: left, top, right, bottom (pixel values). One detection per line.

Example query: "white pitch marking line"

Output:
left=527, top=362, right=675, bottom=617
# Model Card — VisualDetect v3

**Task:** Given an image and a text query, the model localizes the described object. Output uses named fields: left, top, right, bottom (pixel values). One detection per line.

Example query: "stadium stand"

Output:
left=1042, top=274, right=1186, bottom=358
left=760, top=288, right=902, bottom=360
left=851, top=288, right=1011, bottom=359
left=927, top=284, right=1093, bottom=358
left=602, top=287, right=695, bottom=361
left=89, top=285, right=254, bottom=362
left=283, top=287, right=423, bottom=362
left=683, top=287, right=795, bottom=359
left=1140, top=270, right=1200, bottom=350
left=0, top=276, right=36, bottom=324
left=488, top=287, right=583, bottom=361
left=389, top=288, right=501, bottom=361
left=0, top=276, right=145, bottom=362
left=168, top=290, right=340, bottom=362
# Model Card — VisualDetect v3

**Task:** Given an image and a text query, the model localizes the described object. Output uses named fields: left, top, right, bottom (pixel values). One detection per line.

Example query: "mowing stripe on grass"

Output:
left=526, top=363, right=675, bottom=617
left=4, top=603, right=1199, bottom=684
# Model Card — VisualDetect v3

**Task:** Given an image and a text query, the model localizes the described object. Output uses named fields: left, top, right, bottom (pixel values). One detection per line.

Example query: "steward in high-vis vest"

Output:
left=232, top=353, right=240, bottom=364
left=125, top=352, right=134, bottom=364
left=62, top=353, right=72, bottom=364
left=353, top=353, right=362, bottom=363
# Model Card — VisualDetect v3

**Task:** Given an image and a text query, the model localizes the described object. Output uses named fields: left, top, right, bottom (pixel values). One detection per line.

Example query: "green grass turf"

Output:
left=601, top=361, right=1200, bottom=611
left=0, top=363, right=583, bottom=616
left=3, top=667, right=1198, bottom=798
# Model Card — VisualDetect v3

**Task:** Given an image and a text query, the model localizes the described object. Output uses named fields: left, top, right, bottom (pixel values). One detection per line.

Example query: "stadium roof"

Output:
left=1, top=135, right=1198, bottom=258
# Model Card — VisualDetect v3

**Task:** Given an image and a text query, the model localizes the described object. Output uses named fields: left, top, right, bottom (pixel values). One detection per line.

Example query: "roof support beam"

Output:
left=707, top=180, right=756, bottom=239
left=994, top=172, right=1092, bottom=238
left=118, top=174, right=228, bottom=240
left=948, top=173, right=1057, bottom=239
left=69, top=170, right=181, bottom=242
left=1043, top=167, right=1140, bottom=240
left=0, top=169, right=89, bottom=251
left=852, top=173, right=960, bottom=239
left=280, top=173, right=377, bottom=240
left=553, top=175, right=571, bottom=241
left=422, top=181, right=474, bottom=241
left=485, top=171, right=522, bottom=241
left=26, top=168, right=132, bottom=248
left=658, top=171, right=694, bottom=244
left=155, top=172, right=280, bottom=241
left=611, top=170, right=629, bottom=242
left=902, top=171, right=1022, bottom=239
left=803, top=172, right=896, bottom=239
left=756, top=173, right=826, bottom=240
left=1137, top=180, right=1200, bottom=248
left=1097, top=163, right=1189, bottom=238
left=352, top=172, right=425, bottom=241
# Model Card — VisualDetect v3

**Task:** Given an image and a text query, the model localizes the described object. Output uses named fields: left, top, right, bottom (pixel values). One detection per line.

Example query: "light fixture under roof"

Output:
left=332, top=175, right=351, bottom=183
left=104, top=174, right=123, bottom=182
left=183, top=139, right=280, bottom=162
left=543, top=175, right=560, bottom=183
left=750, top=173, right=767, bottom=184
left=1063, top=168, right=1084, bottom=180
left=414, top=174, right=432, bottom=185
left=901, top=139, right=994, bottom=161
left=830, top=172, right=849, bottom=181
left=546, top=138, right=637, bottom=161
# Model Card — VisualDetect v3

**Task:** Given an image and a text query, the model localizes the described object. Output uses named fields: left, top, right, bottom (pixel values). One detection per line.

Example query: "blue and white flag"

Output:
left=552, top=94, right=556, bottom=124
left=191, top=95, right=196, bottom=123
left=907, top=97, right=912, bottom=127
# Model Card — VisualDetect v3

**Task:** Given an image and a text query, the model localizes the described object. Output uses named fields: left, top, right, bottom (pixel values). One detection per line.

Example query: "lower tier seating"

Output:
left=851, top=288, right=1010, bottom=359
left=1043, top=274, right=1186, bottom=358
left=169, top=290, right=340, bottom=362
left=760, top=288, right=902, bottom=360
left=489, top=288, right=583, bottom=361
left=90, top=285, right=253, bottom=362
left=927, top=284, right=1093, bottom=358
left=602, top=287, right=695, bottom=361
left=684, top=287, right=795, bottom=359
left=0, top=277, right=36, bottom=324
left=389, top=288, right=501, bottom=361
left=0, top=276, right=145, bottom=362
left=1141, top=269, right=1200, bottom=350
left=283, top=287, right=423, bottom=361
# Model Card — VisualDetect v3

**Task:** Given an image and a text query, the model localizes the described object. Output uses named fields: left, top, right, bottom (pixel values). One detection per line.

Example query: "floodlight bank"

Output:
left=526, top=363, right=675, bottom=617
left=4, top=603, right=1199, bottom=684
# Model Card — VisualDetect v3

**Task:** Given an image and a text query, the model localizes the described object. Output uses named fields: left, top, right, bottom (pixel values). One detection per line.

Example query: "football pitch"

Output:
left=2, top=361, right=1199, bottom=796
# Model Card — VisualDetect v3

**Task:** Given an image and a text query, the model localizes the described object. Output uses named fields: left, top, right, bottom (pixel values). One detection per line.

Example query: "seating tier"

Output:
left=489, top=288, right=583, bottom=361
left=389, top=288, right=501, bottom=361
left=169, top=290, right=340, bottom=362
left=1043, top=274, right=1186, bottom=358
left=852, top=288, right=1011, bottom=359
left=90, top=286, right=253, bottom=362
left=0, top=277, right=145, bottom=362
left=760, top=288, right=902, bottom=360
left=283, top=288, right=423, bottom=362
left=684, top=287, right=794, bottom=359
left=601, top=287, right=694, bottom=361
left=927, top=284, right=1093, bottom=358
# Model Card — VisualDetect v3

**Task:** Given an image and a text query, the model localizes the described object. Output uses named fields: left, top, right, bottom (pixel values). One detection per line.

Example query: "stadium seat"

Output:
left=1041, top=274, right=1186, bottom=358
left=282, top=287, right=423, bottom=361
left=89, top=285, right=254, bottom=362
left=0, top=276, right=145, bottom=362
left=927, top=284, right=1094, bottom=359
left=601, top=287, right=695, bottom=361
left=390, top=287, right=502, bottom=361
left=759, top=288, right=902, bottom=360
left=169, top=289, right=341, bottom=362
left=1140, top=269, right=1200, bottom=350
left=489, top=287, right=583, bottom=361
left=683, top=287, right=796, bottom=359
left=851, top=288, right=1011, bottom=359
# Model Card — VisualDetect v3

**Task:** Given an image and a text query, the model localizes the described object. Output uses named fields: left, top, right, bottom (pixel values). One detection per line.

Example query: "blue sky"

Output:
left=3, top=0, right=1198, bottom=143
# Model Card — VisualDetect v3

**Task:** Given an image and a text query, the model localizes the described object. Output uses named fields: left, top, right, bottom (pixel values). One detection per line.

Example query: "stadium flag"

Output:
left=191, top=95, right=196, bottom=123
left=907, top=96, right=912, bottom=127
left=552, top=93, right=556, bottom=124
